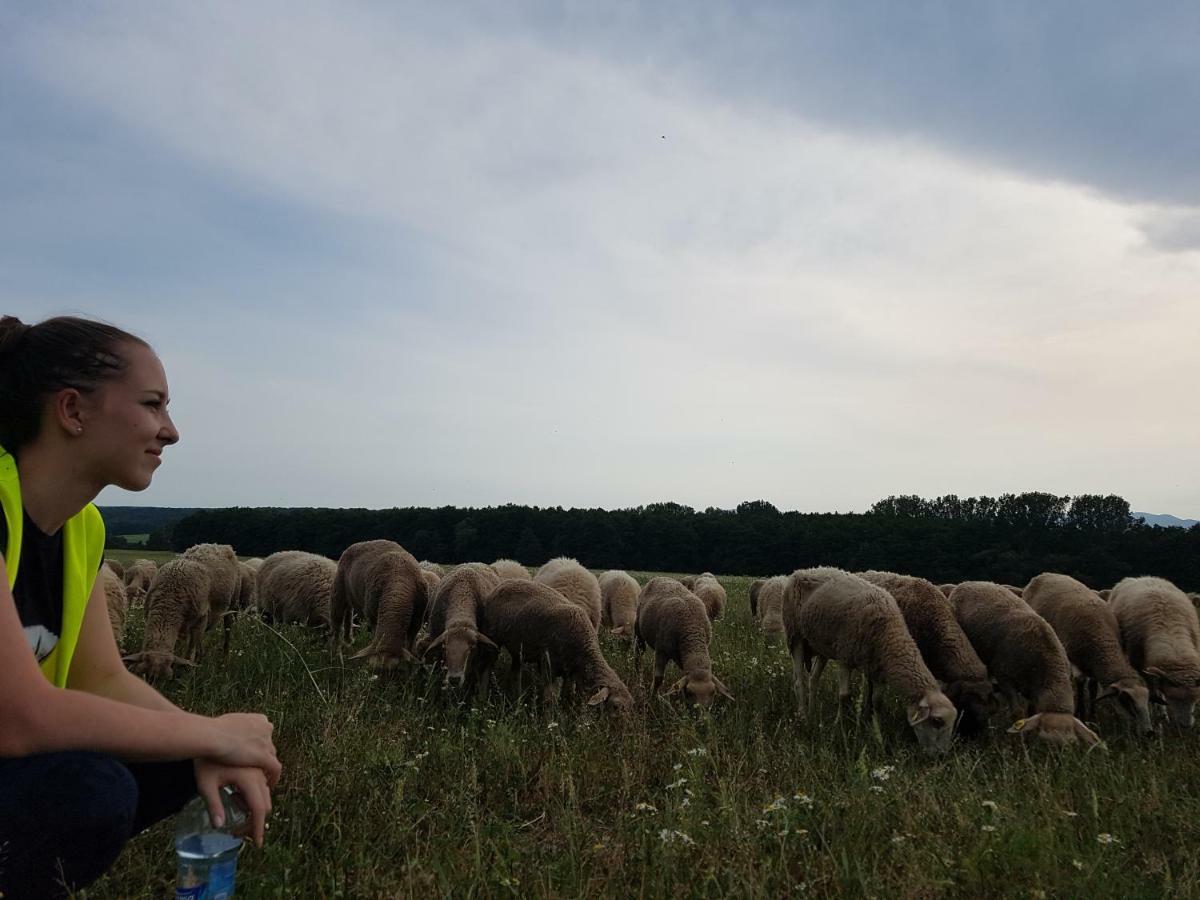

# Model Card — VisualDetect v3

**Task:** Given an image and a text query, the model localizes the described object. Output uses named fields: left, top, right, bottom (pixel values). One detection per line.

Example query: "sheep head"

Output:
left=586, top=681, right=634, bottom=715
left=907, top=690, right=957, bottom=755
left=1096, top=676, right=1155, bottom=736
left=1142, top=666, right=1200, bottom=727
left=665, top=673, right=735, bottom=707
left=1008, top=712, right=1102, bottom=748
left=123, top=650, right=195, bottom=681
left=423, top=627, right=497, bottom=687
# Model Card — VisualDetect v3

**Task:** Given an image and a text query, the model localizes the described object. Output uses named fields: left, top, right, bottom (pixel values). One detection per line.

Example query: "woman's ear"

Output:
left=51, top=387, right=87, bottom=436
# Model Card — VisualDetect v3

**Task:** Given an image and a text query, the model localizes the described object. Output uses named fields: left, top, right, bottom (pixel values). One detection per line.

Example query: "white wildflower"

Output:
left=891, top=834, right=905, bottom=844
left=686, top=748, right=708, bottom=757
left=666, top=778, right=688, bottom=790
left=793, top=792, right=815, bottom=808
left=547, top=722, right=559, bottom=730
left=660, top=829, right=696, bottom=846
left=869, top=785, right=885, bottom=794
left=1072, top=859, right=1084, bottom=871
left=755, top=819, right=770, bottom=829
left=870, top=766, right=895, bottom=782
left=634, top=802, right=657, bottom=815
left=981, top=825, right=997, bottom=833
left=763, top=797, right=787, bottom=814
left=981, top=800, right=999, bottom=812
left=1096, top=833, right=1119, bottom=845
left=673, top=763, right=683, bottom=771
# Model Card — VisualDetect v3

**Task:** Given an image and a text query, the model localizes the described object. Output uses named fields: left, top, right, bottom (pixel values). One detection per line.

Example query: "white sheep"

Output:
left=491, top=558, right=532, bottom=581
left=756, top=576, right=787, bottom=644
left=123, top=558, right=158, bottom=607
left=101, top=562, right=128, bottom=645
left=125, top=543, right=240, bottom=680
left=476, top=579, right=633, bottom=712
left=598, top=570, right=640, bottom=638
left=330, top=539, right=429, bottom=670
left=534, top=557, right=602, bottom=630
left=418, top=562, right=500, bottom=689
left=1109, top=576, right=1200, bottom=727
left=690, top=573, right=726, bottom=621
left=783, top=567, right=957, bottom=754
left=257, top=550, right=338, bottom=627
left=950, top=581, right=1100, bottom=746
left=634, top=577, right=733, bottom=706
left=1023, top=573, right=1153, bottom=735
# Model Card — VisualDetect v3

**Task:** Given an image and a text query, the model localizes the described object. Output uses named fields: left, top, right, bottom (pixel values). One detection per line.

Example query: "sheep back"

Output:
left=534, top=557, right=602, bottom=630
left=258, top=551, right=338, bottom=627
left=598, top=570, right=640, bottom=636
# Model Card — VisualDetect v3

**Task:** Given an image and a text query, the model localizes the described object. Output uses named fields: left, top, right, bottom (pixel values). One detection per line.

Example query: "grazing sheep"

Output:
left=1023, top=574, right=1152, bottom=735
left=534, top=557, right=602, bottom=630
left=1098, top=589, right=1112, bottom=601
left=421, top=568, right=442, bottom=599
left=123, top=558, right=158, bottom=606
left=756, top=576, right=787, bottom=644
left=1109, top=576, right=1200, bottom=727
left=937, top=584, right=957, bottom=599
left=419, top=561, right=446, bottom=578
left=861, top=571, right=994, bottom=737
left=679, top=576, right=696, bottom=591
left=476, top=580, right=633, bottom=712
left=418, top=562, right=500, bottom=688
left=243, top=557, right=264, bottom=572
left=104, top=558, right=125, bottom=579
left=125, top=543, right=240, bottom=680
left=491, top=558, right=532, bottom=581
left=950, top=581, right=1100, bottom=746
left=783, top=567, right=957, bottom=754
left=598, top=570, right=640, bottom=637
left=691, top=573, right=727, bottom=621
left=749, top=579, right=766, bottom=618
left=330, top=539, right=429, bottom=670
left=1001, top=584, right=1024, bottom=598
left=258, top=550, right=337, bottom=627
left=635, top=577, right=733, bottom=706
left=101, top=563, right=128, bottom=645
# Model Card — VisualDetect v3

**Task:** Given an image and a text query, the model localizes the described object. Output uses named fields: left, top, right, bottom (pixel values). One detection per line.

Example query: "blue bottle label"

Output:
left=207, top=857, right=238, bottom=899
left=176, top=887, right=205, bottom=900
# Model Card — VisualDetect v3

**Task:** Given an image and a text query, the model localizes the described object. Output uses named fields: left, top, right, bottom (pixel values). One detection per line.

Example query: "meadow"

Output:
left=91, top=553, right=1200, bottom=898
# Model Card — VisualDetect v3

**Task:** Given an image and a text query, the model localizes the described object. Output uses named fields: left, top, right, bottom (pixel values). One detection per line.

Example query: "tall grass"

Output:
left=91, top=573, right=1200, bottom=898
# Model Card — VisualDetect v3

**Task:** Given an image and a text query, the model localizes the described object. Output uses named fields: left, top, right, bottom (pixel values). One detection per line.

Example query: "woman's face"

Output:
left=81, top=342, right=180, bottom=491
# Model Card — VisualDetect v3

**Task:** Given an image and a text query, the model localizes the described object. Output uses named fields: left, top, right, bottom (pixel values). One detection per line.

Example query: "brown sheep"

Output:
left=418, top=562, right=500, bottom=689
left=635, top=577, right=732, bottom=706
left=257, top=550, right=337, bottom=627
left=534, top=557, right=602, bottom=630
left=691, top=573, right=726, bottom=621
left=331, top=539, right=429, bottom=670
left=598, top=570, right=640, bottom=638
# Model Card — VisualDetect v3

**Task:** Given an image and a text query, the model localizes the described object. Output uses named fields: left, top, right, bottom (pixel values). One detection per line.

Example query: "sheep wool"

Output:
left=756, top=576, right=787, bottom=644
left=491, top=559, right=532, bottom=581
left=258, top=550, right=338, bottom=627
left=635, top=577, right=732, bottom=706
left=534, top=557, right=602, bottom=631
left=691, top=573, right=727, bottom=621
left=331, top=539, right=429, bottom=670
left=598, top=570, right=640, bottom=637
left=101, top=563, right=128, bottom=645
left=419, top=562, right=500, bottom=689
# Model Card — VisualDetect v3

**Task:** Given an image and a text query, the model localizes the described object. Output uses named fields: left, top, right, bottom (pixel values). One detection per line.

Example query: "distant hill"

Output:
left=99, top=506, right=200, bottom=536
left=1134, top=511, right=1199, bottom=529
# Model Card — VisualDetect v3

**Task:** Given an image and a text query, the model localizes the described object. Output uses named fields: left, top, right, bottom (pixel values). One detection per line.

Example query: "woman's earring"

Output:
left=75, top=426, right=83, bottom=434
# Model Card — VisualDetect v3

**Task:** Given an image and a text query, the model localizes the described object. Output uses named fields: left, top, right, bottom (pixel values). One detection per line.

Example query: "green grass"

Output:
left=89, top=572, right=1200, bottom=899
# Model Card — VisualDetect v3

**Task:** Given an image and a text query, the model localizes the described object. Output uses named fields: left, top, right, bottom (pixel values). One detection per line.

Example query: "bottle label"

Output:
left=174, top=857, right=238, bottom=899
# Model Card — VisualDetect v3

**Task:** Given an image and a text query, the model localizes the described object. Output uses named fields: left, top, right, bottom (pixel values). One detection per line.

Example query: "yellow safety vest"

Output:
left=0, top=445, right=106, bottom=687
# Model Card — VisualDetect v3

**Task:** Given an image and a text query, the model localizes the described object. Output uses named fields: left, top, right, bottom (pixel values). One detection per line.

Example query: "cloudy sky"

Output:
left=3, top=2, right=1198, bottom=516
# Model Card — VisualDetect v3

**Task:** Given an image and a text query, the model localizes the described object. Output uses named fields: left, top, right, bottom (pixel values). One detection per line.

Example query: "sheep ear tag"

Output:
left=587, top=686, right=610, bottom=706
left=1007, top=718, right=1026, bottom=734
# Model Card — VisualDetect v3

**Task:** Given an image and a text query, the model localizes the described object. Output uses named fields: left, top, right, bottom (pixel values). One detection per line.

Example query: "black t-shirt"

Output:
left=1, top=509, right=67, bottom=663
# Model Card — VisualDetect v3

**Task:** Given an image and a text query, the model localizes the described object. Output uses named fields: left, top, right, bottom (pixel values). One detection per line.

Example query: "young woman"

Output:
left=0, top=315, right=282, bottom=897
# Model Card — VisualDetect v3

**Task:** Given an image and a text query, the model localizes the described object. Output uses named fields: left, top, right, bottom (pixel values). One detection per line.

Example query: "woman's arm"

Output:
left=0, top=556, right=279, bottom=779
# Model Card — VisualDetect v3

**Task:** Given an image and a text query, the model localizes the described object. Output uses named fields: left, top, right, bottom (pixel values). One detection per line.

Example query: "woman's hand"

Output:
left=209, top=712, right=282, bottom=785
left=193, top=759, right=275, bottom=848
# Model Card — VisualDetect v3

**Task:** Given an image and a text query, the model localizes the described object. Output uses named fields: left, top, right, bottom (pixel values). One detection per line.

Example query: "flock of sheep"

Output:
left=101, top=541, right=1200, bottom=754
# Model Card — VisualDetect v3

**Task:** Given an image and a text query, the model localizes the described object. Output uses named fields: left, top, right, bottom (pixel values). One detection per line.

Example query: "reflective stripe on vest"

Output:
left=0, top=446, right=106, bottom=687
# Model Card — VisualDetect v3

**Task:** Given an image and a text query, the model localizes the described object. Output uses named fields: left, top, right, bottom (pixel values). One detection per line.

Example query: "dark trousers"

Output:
left=0, top=751, right=197, bottom=899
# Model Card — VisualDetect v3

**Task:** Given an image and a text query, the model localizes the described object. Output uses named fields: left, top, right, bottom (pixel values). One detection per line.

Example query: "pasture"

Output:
left=92, top=566, right=1200, bottom=899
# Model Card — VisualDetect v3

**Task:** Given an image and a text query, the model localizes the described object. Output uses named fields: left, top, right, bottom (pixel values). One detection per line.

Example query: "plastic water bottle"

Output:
left=174, top=785, right=247, bottom=899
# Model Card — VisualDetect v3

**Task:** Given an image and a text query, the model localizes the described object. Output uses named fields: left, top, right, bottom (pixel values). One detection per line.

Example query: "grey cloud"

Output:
left=1139, top=209, right=1200, bottom=253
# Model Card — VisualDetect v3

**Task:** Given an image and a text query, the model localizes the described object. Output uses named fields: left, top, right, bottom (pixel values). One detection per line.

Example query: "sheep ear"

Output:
left=473, top=630, right=498, bottom=650
left=1073, top=718, right=1103, bottom=749
left=1008, top=714, right=1042, bottom=735
left=587, top=686, right=610, bottom=706
left=172, top=655, right=197, bottom=668
left=908, top=698, right=931, bottom=726
left=1094, top=684, right=1119, bottom=702
left=714, top=677, right=736, bottom=702
left=122, top=653, right=144, bottom=663
left=421, top=633, right=447, bottom=659
left=664, top=676, right=688, bottom=696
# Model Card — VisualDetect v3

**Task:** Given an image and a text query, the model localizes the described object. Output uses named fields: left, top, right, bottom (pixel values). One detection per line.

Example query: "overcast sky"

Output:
left=3, top=2, right=1198, bottom=516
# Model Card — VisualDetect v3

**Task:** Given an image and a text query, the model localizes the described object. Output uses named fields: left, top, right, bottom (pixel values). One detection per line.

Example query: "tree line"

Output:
left=146, top=492, right=1200, bottom=592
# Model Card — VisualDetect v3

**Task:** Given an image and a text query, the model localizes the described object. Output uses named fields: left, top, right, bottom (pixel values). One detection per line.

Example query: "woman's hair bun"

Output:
left=0, top=315, right=31, bottom=360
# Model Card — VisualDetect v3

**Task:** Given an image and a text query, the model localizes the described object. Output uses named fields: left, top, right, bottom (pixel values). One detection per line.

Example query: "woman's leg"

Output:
left=123, top=758, right=197, bottom=834
left=0, top=751, right=138, bottom=898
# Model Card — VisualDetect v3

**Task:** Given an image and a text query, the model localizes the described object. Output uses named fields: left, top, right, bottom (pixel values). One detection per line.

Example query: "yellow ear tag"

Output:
left=1008, top=718, right=1026, bottom=733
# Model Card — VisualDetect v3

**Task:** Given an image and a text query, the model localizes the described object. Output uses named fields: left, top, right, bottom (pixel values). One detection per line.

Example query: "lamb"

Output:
left=860, top=571, right=994, bottom=737
left=475, top=580, right=633, bottom=712
left=101, top=563, right=128, bottom=645
left=125, top=543, right=240, bottom=680
left=257, top=550, right=338, bottom=627
left=1108, top=576, right=1200, bottom=727
left=1023, top=573, right=1152, bottom=735
left=417, top=562, right=500, bottom=688
left=690, top=573, right=727, bottom=621
left=330, top=539, right=429, bottom=670
left=491, top=559, right=532, bottom=581
left=104, top=558, right=125, bottom=579
left=749, top=579, right=766, bottom=618
left=634, top=577, right=733, bottom=706
left=950, top=581, right=1100, bottom=746
left=756, top=576, right=787, bottom=644
left=598, top=570, right=640, bottom=637
left=123, top=558, right=157, bottom=606
left=534, top=557, right=602, bottom=630
left=782, top=567, right=957, bottom=754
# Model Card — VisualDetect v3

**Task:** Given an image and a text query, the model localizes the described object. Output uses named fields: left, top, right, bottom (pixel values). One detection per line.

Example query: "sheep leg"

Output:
left=791, top=644, right=809, bottom=716
left=222, top=612, right=232, bottom=657
left=652, top=651, right=669, bottom=693
left=837, top=664, right=853, bottom=707
left=863, top=677, right=883, bottom=721
left=807, top=655, right=828, bottom=714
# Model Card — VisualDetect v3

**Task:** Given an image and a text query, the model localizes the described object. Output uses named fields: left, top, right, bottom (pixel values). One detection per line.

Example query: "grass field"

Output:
left=89, top=569, right=1200, bottom=899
